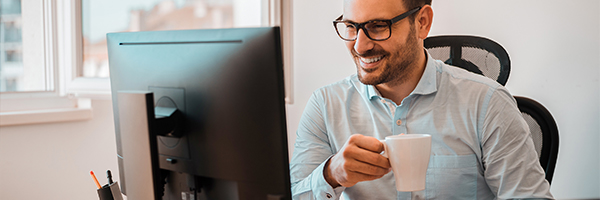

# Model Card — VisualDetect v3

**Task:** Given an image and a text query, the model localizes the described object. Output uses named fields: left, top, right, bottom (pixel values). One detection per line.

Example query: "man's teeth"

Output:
left=361, top=56, right=383, bottom=64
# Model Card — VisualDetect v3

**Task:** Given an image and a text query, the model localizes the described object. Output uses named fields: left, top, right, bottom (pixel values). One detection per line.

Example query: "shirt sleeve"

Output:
left=289, top=91, right=346, bottom=200
left=480, top=87, right=553, bottom=199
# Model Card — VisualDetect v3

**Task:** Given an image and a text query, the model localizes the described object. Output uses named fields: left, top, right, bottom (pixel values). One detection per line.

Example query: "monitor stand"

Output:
left=117, top=91, right=162, bottom=200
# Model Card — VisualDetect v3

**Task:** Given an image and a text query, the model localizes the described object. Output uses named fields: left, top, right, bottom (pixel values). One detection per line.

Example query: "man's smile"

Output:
left=360, top=55, right=384, bottom=64
left=357, top=54, right=385, bottom=72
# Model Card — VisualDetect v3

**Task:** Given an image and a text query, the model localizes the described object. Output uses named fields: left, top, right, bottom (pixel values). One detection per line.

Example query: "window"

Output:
left=1, top=0, right=52, bottom=92
left=79, top=0, right=264, bottom=78
left=74, top=0, right=294, bottom=103
left=0, top=0, right=292, bottom=126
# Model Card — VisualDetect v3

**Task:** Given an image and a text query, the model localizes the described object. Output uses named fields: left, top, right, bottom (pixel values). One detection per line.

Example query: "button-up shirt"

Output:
left=289, top=52, right=552, bottom=199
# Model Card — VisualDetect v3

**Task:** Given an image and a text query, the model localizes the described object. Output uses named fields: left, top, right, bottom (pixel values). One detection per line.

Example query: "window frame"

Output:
left=0, top=0, right=292, bottom=126
left=272, top=0, right=294, bottom=104
left=64, top=0, right=110, bottom=99
left=0, top=0, right=92, bottom=126
left=69, top=0, right=293, bottom=103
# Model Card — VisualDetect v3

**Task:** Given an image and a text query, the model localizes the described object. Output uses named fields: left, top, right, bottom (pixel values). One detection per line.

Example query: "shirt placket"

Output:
left=381, top=98, right=408, bottom=135
left=396, top=96, right=413, bottom=135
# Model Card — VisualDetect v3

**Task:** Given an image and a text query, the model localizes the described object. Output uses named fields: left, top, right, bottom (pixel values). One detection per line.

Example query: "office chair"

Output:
left=424, top=35, right=559, bottom=184
left=514, top=96, right=559, bottom=184
left=424, top=35, right=510, bottom=86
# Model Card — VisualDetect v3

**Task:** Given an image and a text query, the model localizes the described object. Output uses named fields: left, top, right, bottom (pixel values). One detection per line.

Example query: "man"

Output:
left=289, top=0, right=553, bottom=199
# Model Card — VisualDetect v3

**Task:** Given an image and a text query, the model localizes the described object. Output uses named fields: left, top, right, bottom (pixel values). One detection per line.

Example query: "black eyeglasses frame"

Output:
left=333, top=6, right=422, bottom=41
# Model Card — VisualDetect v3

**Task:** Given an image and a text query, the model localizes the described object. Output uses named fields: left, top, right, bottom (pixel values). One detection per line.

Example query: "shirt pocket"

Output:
left=424, top=154, right=478, bottom=199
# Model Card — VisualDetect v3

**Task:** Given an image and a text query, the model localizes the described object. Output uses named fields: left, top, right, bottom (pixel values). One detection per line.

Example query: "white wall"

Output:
left=429, top=1, right=600, bottom=198
left=287, top=0, right=600, bottom=199
left=0, top=100, right=119, bottom=199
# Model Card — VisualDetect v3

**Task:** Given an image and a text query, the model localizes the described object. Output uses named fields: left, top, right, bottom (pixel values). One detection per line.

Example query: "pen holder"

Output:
left=97, top=182, right=123, bottom=200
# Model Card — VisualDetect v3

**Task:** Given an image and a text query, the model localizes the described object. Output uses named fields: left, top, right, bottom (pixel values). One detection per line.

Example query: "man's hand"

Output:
left=324, top=134, right=391, bottom=188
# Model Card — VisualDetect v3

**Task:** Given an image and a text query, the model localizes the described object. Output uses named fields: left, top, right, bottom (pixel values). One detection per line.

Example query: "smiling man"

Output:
left=289, top=0, right=553, bottom=199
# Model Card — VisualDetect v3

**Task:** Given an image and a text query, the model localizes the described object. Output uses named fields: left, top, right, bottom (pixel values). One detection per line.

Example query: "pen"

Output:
left=90, top=171, right=102, bottom=189
left=107, top=170, right=114, bottom=185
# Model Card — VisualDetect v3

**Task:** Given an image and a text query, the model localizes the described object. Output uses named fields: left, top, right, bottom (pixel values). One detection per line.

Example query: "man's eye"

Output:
left=368, top=22, right=388, bottom=29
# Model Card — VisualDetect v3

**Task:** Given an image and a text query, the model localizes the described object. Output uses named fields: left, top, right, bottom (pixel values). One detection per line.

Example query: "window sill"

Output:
left=67, top=78, right=112, bottom=100
left=0, top=98, right=92, bottom=127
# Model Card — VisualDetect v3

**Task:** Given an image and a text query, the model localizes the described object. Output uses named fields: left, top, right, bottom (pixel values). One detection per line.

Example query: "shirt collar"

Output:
left=365, top=49, right=438, bottom=99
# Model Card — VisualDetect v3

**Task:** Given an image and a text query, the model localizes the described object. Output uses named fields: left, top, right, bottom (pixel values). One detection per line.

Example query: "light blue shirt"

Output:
left=290, top=52, right=552, bottom=199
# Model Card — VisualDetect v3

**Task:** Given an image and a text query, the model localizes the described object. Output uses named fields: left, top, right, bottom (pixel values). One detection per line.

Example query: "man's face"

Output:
left=343, top=0, right=421, bottom=86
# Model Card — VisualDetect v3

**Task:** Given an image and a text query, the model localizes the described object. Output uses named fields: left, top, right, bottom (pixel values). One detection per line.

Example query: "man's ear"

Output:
left=416, top=5, right=433, bottom=40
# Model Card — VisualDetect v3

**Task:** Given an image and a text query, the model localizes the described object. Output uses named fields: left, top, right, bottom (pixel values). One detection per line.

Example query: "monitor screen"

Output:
left=107, top=27, right=291, bottom=200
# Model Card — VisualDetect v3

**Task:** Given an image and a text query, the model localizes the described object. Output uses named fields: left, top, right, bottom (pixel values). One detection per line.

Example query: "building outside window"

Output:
left=1, top=0, right=264, bottom=91
left=80, top=0, right=262, bottom=78
left=1, top=0, right=25, bottom=92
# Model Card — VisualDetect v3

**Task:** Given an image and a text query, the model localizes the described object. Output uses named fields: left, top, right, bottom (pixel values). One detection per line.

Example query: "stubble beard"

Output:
left=355, top=25, right=419, bottom=86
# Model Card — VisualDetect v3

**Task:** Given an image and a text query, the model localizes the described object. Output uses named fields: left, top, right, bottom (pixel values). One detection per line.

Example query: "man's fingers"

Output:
left=345, top=158, right=391, bottom=176
left=328, top=134, right=392, bottom=187
left=348, top=134, right=385, bottom=153
left=344, top=136, right=391, bottom=169
left=353, top=153, right=391, bottom=169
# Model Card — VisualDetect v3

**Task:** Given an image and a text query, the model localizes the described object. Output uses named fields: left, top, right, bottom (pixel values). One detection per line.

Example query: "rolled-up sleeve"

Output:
left=290, top=91, right=346, bottom=200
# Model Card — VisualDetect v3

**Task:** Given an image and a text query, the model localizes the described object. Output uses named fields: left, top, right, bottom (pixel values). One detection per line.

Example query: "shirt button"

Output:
left=396, top=119, right=402, bottom=126
left=326, top=193, right=332, bottom=198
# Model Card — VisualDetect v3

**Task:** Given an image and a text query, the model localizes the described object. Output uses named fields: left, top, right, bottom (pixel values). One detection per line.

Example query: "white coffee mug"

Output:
left=380, top=134, right=432, bottom=191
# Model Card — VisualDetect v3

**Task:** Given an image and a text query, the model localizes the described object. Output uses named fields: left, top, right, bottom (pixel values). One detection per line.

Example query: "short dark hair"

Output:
left=404, top=0, right=432, bottom=20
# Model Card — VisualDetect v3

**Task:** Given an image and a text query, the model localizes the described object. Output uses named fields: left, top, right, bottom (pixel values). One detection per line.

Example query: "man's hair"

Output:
left=403, top=0, right=432, bottom=20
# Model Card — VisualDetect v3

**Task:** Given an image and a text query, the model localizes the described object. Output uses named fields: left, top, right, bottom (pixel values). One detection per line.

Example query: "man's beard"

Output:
left=355, top=25, right=419, bottom=86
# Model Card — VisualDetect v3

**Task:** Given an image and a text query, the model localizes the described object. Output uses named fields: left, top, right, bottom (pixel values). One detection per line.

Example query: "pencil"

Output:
left=90, top=171, right=102, bottom=189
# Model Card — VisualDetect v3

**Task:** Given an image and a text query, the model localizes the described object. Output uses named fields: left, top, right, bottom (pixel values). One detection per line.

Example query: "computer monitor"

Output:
left=107, top=27, right=291, bottom=200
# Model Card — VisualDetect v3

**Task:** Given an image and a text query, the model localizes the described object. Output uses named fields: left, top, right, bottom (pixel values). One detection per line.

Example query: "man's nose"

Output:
left=353, top=28, right=375, bottom=55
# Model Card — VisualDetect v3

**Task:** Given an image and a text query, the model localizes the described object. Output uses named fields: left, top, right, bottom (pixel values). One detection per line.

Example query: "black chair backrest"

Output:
left=425, top=35, right=559, bottom=184
left=424, top=35, right=511, bottom=86
left=515, top=96, right=559, bottom=184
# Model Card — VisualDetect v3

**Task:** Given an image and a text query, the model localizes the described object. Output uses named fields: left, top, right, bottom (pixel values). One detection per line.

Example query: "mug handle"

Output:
left=379, top=139, right=389, bottom=158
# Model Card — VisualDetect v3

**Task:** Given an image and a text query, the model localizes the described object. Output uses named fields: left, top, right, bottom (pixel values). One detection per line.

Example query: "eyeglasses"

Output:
left=333, top=6, right=422, bottom=41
